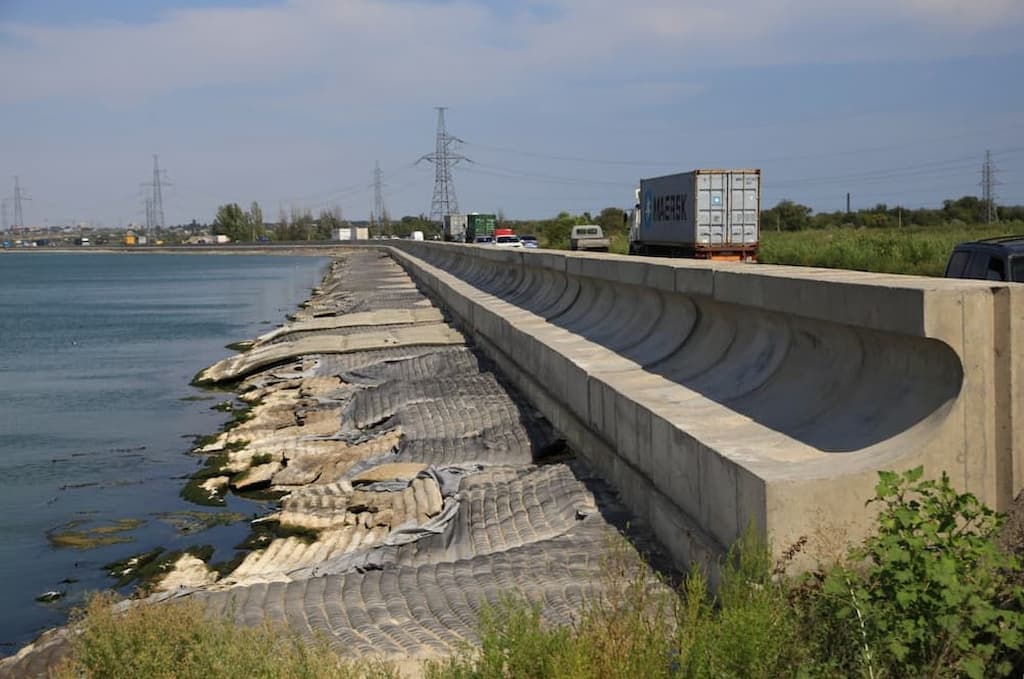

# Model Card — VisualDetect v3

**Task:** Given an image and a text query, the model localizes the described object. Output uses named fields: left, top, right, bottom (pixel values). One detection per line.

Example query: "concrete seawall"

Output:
left=387, top=242, right=1024, bottom=569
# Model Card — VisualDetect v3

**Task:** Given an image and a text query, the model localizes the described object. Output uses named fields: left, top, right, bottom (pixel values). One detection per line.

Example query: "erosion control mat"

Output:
left=1, top=249, right=671, bottom=677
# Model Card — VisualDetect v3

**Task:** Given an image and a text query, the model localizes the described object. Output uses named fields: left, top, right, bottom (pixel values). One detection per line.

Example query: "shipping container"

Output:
left=465, top=213, right=497, bottom=243
left=443, top=214, right=468, bottom=242
left=332, top=227, right=369, bottom=241
left=630, top=169, right=760, bottom=260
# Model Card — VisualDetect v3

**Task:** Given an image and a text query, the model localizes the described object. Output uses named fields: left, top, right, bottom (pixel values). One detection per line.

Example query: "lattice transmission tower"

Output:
left=12, top=176, right=29, bottom=232
left=417, top=107, right=469, bottom=223
left=981, top=150, right=999, bottom=224
left=151, top=154, right=166, bottom=231
left=373, top=161, right=387, bottom=236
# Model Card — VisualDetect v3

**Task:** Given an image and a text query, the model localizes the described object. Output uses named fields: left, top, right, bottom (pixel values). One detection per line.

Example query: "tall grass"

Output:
left=53, top=470, right=1024, bottom=678
left=424, top=529, right=804, bottom=679
left=53, top=593, right=398, bottom=679
left=759, top=223, right=1023, bottom=276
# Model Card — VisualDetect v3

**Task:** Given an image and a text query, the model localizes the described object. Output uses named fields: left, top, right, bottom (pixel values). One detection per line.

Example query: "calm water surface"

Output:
left=0, top=252, right=329, bottom=653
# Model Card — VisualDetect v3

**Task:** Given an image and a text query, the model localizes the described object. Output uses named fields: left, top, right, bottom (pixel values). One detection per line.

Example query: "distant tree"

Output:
left=596, top=206, right=628, bottom=239
left=274, top=208, right=290, bottom=241
left=762, top=200, right=812, bottom=231
left=943, top=196, right=983, bottom=223
left=318, top=209, right=343, bottom=238
left=289, top=208, right=315, bottom=241
left=539, top=211, right=582, bottom=249
left=247, top=202, right=264, bottom=241
left=213, top=203, right=249, bottom=242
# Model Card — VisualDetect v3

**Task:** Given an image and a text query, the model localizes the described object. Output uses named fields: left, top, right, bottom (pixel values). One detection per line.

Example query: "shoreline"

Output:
left=1, top=247, right=665, bottom=677
left=1, top=243, right=354, bottom=256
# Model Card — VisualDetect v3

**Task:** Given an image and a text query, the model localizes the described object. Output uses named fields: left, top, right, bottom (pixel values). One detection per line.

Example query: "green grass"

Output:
left=424, top=529, right=804, bottom=679
left=56, top=469, right=1024, bottom=678
left=759, top=223, right=1023, bottom=276
left=53, top=594, right=398, bottom=679
left=574, top=222, right=1024, bottom=276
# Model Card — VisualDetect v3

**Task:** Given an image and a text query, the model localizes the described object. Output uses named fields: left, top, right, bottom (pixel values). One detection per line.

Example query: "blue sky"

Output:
left=1, top=0, right=1021, bottom=227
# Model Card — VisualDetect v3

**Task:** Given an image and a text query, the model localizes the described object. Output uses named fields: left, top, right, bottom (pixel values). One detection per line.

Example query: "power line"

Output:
left=462, top=122, right=1024, bottom=167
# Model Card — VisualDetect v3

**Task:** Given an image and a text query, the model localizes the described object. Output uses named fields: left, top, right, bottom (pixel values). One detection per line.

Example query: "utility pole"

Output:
left=417, top=107, right=469, bottom=225
left=373, top=161, right=385, bottom=238
left=846, top=192, right=851, bottom=214
left=981, top=150, right=999, bottom=224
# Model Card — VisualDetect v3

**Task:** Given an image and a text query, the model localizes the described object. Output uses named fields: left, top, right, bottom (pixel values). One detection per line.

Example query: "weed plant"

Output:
left=56, top=467, right=1023, bottom=678
left=53, top=594, right=397, bottom=679
left=426, top=467, right=1023, bottom=678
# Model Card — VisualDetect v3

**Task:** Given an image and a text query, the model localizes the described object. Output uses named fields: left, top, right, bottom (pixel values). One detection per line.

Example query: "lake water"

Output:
left=0, top=251, right=330, bottom=654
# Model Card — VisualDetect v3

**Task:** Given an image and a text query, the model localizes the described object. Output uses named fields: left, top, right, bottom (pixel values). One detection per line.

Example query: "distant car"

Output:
left=473, top=235, right=494, bottom=244
left=519, top=235, right=539, bottom=249
left=944, top=236, right=1024, bottom=282
left=494, top=235, right=523, bottom=248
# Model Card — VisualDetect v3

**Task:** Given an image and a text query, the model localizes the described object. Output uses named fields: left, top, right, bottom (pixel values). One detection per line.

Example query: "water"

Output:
left=0, top=252, right=330, bottom=654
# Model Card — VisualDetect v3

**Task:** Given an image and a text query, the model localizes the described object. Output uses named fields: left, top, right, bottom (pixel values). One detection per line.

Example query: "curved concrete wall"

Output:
left=384, top=242, right=1024, bottom=569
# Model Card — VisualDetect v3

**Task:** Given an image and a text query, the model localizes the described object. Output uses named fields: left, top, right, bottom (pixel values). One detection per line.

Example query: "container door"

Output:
left=696, top=173, right=726, bottom=246
left=729, top=173, right=759, bottom=245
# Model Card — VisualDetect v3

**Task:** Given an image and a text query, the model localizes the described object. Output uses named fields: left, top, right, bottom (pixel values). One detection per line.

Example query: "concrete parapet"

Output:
left=385, top=242, right=1024, bottom=569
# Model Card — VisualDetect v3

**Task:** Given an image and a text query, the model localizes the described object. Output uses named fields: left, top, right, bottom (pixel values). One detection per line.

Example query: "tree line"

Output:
left=761, top=196, right=1024, bottom=231
left=205, top=195, right=1022, bottom=245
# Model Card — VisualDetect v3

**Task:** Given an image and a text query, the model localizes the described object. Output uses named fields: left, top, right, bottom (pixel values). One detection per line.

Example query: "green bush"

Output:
left=798, top=467, right=1024, bottom=678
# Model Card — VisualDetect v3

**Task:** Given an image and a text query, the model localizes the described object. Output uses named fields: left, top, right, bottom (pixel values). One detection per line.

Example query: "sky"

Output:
left=0, top=0, right=1022, bottom=228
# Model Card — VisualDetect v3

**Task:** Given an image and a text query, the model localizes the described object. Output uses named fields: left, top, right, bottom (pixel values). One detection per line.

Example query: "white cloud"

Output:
left=895, top=0, right=1024, bottom=29
left=0, top=0, right=1020, bottom=106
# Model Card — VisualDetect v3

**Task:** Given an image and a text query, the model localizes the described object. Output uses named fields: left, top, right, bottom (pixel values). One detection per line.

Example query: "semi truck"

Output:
left=443, top=214, right=468, bottom=242
left=465, top=213, right=497, bottom=243
left=629, top=169, right=761, bottom=261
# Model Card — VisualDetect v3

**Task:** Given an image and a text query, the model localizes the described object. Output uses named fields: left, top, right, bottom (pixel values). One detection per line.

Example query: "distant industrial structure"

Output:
left=418, top=107, right=469, bottom=225
left=372, top=161, right=388, bottom=236
left=9, top=176, right=29, bottom=232
left=141, top=154, right=168, bottom=233
left=982, top=149, right=999, bottom=224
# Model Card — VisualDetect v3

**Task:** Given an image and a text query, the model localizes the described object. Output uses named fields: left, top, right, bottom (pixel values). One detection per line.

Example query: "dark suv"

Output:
left=943, top=236, right=1024, bottom=283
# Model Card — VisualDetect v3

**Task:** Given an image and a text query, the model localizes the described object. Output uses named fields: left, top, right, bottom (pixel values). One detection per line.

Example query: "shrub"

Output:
left=799, top=467, right=1024, bottom=678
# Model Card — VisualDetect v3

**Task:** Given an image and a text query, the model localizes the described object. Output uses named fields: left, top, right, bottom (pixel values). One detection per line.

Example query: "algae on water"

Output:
left=47, top=518, right=145, bottom=550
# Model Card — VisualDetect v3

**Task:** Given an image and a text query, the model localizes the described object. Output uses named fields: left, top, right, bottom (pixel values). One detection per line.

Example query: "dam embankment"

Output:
left=386, top=241, right=1024, bottom=569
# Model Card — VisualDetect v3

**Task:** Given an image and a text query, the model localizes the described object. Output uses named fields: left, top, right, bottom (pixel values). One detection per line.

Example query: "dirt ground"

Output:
left=1000, top=489, right=1024, bottom=559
